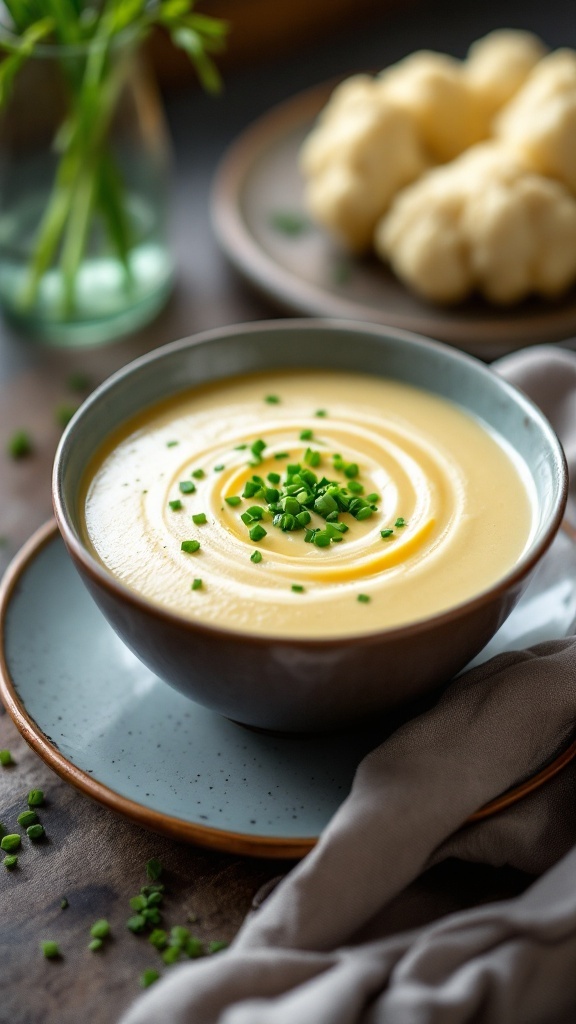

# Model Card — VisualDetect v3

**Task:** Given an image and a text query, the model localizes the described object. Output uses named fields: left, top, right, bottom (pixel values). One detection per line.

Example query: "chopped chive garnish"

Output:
left=162, top=946, right=181, bottom=965
left=315, top=409, right=327, bottom=418
left=90, top=920, right=111, bottom=939
left=267, top=472, right=281, bottom=485
left=225, top=496, right=241, bottom=506
left=4, top=854, right=17, bottom=869
left=168, top=499, right=183, bottom=511
left=192, top=513, right=207, bottom=525
left=88, top=938, right=103, bottom=952
left=381, top=529, right=394, bottom=539
left=269, top=210, right=309, bottom=236
left=274, top=452, right=289, bottom=459
left=191, top=469, right=205, bottom=479
left=126, top=915, right=146, bottom=934
left=250, top=439, right=266, bottom=462
left=304, top=448, right=321, bottom=467
left=27, top=789, right=44, bottom=807
left=149, top=929, right=168, bottom=950
left=146, top=858, right=162, bottom=881
left=250, top=550, right=262, bottom=563
left=299, top=429, right=313, bottom=441
left=181, top=540, right=200, bottom=554
left=41, top=941, right=60, bottom=959
left=265, top=395, right=280, bottom=404
left=366, top=493, right=379, bottom=503
left=179, top=481, right=195, bottom=494
left=214, top=464, right=225, bottom=472
left=234, top=444, right=248, bottom=451
left=249, top=524, right=267, bottom=542
left=208, top=940, right=229, bottom=954
left=60, top=899, right=68, bottom=910
left=7, top=430, right=33, bottom=459
left=17, top=810, right=37, bottom=827
left=0, top=750, right=13, bottom=767
left=27, top=824, right=45, bottom=841
left=291, top=584, right=305, bottom=593
left=357, top=594, right=370, bottom=603
left=347, top=480, right=363, bottom=494
left=242, top=480, right=262, bottom=498
left=395, top=517, right=407, bottom=528
left=2, top=834, right=22, bottom=853
left=55, top=404, right=78, bottom=428
left=166, top=440, right=179, bottom=448
left=140, top=969, right=160, bottom=988
left=191, top=578, right=203, bottom=590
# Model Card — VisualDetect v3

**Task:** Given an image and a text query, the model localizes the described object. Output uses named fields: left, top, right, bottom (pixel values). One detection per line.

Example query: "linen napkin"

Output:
left=120, top=345, right=576, bottom=1024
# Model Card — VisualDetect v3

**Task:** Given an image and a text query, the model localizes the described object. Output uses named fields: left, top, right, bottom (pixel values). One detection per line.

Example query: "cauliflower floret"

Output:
left=376, top=143, right=576, bottom=304
left=377, top=51, right=490, bottom=162
left=494, top=49, right=576, bottom=193
left=300, top=82, right=427, bottom=252
left=465, top=29, right=548, bottom=115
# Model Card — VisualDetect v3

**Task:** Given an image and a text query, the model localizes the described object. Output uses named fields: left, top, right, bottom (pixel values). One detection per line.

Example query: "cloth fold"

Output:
left=120, top=346, right=576, bottom=1024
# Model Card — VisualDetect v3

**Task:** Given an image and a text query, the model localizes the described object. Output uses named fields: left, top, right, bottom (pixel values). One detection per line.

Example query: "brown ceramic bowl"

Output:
left=53, top=319, right=567, bottom=732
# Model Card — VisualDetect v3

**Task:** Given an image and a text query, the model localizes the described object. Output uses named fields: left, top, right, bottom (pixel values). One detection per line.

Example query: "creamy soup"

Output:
left=81, top=370, right=534, bottom=638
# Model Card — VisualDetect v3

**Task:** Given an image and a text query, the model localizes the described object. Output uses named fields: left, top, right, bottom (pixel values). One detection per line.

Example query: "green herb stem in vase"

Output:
left=0, top=1, right=228, bottom=346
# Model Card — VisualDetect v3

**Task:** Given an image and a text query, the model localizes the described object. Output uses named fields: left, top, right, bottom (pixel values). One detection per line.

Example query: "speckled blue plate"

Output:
left=2, top=520, right=576, bottom=858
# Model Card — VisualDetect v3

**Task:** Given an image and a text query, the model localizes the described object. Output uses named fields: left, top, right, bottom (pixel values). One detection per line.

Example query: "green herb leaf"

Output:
left=224, top=496, right=241, bottom=506
left=181, top=540, right=200, bottom=554
left=168, top=499, right=183, bottom=511
left=191, top=578, right=203, bottom=590
left=192, top=513, right=207, bottom=525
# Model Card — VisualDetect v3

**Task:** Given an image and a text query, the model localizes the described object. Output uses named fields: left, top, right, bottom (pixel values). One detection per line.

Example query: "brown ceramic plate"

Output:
left=1, top=521, right=575, bottom=857
left=211, top=81, right=576, bottom=359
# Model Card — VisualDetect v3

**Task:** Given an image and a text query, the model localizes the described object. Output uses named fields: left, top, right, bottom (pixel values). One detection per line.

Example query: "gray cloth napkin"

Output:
left=120, top=346, right=576, bottom=1024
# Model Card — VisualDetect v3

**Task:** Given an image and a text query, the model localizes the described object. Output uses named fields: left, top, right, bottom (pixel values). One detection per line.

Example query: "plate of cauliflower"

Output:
left=212, top=30, right=576, bottom=357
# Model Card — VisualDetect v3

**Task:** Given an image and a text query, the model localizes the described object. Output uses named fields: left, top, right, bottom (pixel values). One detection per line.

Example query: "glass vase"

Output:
left=0, top=31, right=174, bottom=346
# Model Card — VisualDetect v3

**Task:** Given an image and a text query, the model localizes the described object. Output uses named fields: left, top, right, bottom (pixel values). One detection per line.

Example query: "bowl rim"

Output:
left=53, top=317, right=569, bottom=648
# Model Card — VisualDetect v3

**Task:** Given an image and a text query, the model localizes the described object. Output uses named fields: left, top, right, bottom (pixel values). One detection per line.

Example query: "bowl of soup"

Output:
left=53, top=320, right=567, bottom=731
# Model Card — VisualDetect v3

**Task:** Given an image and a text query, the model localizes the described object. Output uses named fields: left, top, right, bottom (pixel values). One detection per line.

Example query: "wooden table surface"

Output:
left=1, top=3, right=574, bottom=1021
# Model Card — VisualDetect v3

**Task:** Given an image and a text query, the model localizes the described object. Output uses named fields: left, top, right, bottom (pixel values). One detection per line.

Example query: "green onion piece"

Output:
left=145, top=891, right=164, bottom=906
left=90, top=920, right=110, bottom=939
left=192, top=513, right=207, bottom=525
left=41, top=941, right=60, bottom=959
left=166, top=440, right=179, bottom=448
left=146, top=857, right=163, bottom=881
left=191, top=578, right=203, bottom=590
left=1, top=834, right=21, bottom=853
left=366, top=493, right=379, bottom=503
left=355, top=507, right=373, bottom=521
left=140, top=969, right=160, bottom=988
left=149, top=929, right=168, bottom=950
left=185, top=936, right=204, bottom=958
left=0, top=750, right=13, bottom=767
left=314, top=493, right=338, bottom=518
left=7, top=430, right=33, bottom=459
left=17, top=810, right=38, bottom=828
left=242, top=480, right=262, bottom=498
left=142, top=907, right=162, bottom=926
left=291, top=584, right=305, bottom=593
left=208, top=940, right=229, bottom=954
left=304, top=448, right=321, bottom=467
left=249, top=524, right=267, bottom=542
left=344, top=462, right=359, bottom=479
left=250, top=439, right=266, bottom=461
left=274, top=452, right=289, bottom=459
left=4, top=854, right=18, bottom=869
left=264, top=395, right=280, bottom=404
left=214, top=464, right=225, bottom=472
left=55, top=404, right=78, bottom=429
left=192, top=469, right=205, bottom=479
left=269, top=210, right=309, bottom=236
left=265, top=487, right=280, bottom=503
left=179, top=481, right=196, bottom=494
left=181, top=540, right=200, bottom=554
left=381, top=529, right=394, bottom=539
left=304, top=529, right=317, bottom=543
left=162, top=946, right=181, bottom=965
left=282, top=496, right=300, bottom=516
left=357, top=594, right=371, bottom=603
left=171, top=926, right=189, bottom=947
left=295, top=510, right=311, bottom=527
left=245, top=505, right=265, bottom=520
left=88, top=938, right=103, bottom=952
left=225, top=496, right=241, bottom=506
left=234, top=444, right=248, bottom=450
left=267, top=472, right=281, bottom=485
left=168, top=499, right=183, bottom=511
left=250, top=550, right=262, bottom=563
left=314, top=531, right=331, bottom=547
left=60, top=899, right=68, bottom=910
left=347, top=480, right=364, bottom=494
left=129, top=895, right=147, bottom=912
left=126, top=915, right=147, bottom=934
left=395, top=517, right=407, bottom=528
left=315, top=409, right=327, bottom=417
left=27, top=824, right=45, bottom=841
left=299, top=429, right=313, bottom=441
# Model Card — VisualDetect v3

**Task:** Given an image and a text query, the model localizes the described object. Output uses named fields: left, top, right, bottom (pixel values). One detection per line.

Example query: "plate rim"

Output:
left=210, top=79, right=576, bottom=355
left=1, top=520, right=575, bottom=855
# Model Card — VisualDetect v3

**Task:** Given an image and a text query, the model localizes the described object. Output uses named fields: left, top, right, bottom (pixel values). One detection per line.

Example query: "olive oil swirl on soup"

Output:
left=82, top=370, right=534, bottom=638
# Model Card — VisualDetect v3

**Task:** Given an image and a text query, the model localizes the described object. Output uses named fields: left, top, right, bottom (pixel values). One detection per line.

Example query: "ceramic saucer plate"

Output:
left=1, top=521, right=576, bottom=859
left=211, top=80, right=576, bottom=360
